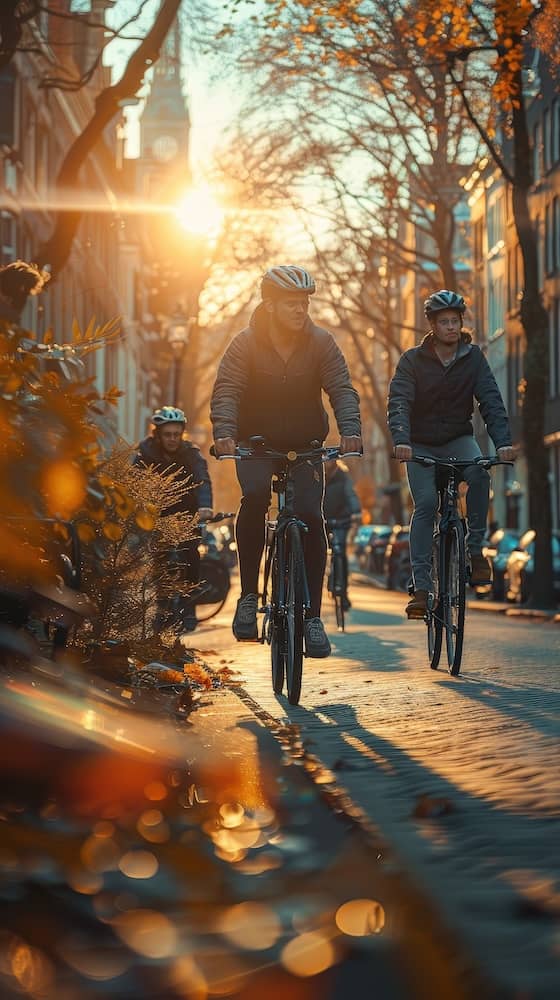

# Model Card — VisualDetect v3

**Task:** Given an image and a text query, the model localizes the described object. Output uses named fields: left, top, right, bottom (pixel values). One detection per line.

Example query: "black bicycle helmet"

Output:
left=424, top=289, right=466, bottom=318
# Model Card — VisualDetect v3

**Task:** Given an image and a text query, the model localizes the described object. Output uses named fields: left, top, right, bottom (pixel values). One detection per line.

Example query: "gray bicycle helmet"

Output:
left=151, top=406, right=186, bottom=425
left=261, top=265, right=316, bottom=297
left=424, top=289, right=466, bottom=318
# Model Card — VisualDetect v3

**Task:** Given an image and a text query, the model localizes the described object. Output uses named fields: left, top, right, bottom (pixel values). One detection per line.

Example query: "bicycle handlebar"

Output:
left=211, top=443, right=362, bottom=462
left=407, top=455, right=514, bottom=470
left=200, top=511, right=235, bottom=524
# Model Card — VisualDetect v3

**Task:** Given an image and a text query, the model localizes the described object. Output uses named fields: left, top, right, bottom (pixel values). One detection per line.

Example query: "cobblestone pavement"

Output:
left=193, top=579, right=560, bottom=997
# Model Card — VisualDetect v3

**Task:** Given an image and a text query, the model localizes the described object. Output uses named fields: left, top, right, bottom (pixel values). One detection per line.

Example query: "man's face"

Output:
left=157, top=423, right=184, bottom=453
left=266, top=293, right=310, bottom=332
left=430, top=308, right=462, bottom=347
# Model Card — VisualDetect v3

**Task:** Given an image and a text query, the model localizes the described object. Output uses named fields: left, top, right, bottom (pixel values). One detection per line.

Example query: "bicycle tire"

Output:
left=195, top=559, right=230, bottom=622
left=270, top=555, right=285, bottom=694
left=332, top=550, right=346, bottom=632
left=427, top=533, right=443, bottom=670
left=285, top=523, right=306, bottom=705
left=443, top=525, right=466, bottom=675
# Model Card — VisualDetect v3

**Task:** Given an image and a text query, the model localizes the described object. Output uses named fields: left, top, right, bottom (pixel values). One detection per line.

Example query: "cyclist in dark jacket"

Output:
left=134, top=406, right=213, bottom=631
left=210, top=265, right=362, bottom=657
left=387, top=289, right=515, bottom=619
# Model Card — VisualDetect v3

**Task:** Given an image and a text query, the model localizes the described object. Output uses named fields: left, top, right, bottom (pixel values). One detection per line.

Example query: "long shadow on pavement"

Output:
left=437, top=675, right=560, bottom=739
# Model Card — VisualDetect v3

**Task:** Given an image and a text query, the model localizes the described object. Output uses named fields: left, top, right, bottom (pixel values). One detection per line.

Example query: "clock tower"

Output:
left=138, top=20, right=191, bottom=198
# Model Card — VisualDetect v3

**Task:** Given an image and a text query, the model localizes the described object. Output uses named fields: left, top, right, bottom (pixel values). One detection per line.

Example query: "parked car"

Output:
left=482, top=529, right=523, bottom=600
left=364, top=524, right=393, bottom=574
left=383, top=525, right=411, bottom=591
left=504, top=529, right=560, bottom=603
left=353, top=524, right=378, bottom=567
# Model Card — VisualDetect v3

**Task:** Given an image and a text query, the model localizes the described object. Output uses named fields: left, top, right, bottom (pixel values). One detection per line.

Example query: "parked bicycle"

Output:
left=194, top=513, right=235, bottom=623
left=215, top=438, right=361, bottom=704
left=326, top=517, right=351, bottom=632
left=408, top=455, right=513, bottom=676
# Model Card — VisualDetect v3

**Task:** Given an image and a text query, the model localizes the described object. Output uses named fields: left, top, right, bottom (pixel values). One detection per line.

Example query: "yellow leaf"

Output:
left=77, top=522, right=96, bottom=543
left=136, top=510, right=156, bottom=531
left=103, top=522, right=123, bottom=541
left=72, top=317, right=82, bottom=343
left=43, top=328, right=54, bottom=345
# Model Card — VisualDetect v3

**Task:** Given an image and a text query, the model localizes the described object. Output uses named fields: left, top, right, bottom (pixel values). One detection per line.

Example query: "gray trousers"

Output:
left=407, top=436, right=490, bottom=592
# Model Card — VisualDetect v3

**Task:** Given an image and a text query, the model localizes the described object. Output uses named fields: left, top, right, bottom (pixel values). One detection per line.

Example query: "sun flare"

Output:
left=174, top=186, right=224, bottom=237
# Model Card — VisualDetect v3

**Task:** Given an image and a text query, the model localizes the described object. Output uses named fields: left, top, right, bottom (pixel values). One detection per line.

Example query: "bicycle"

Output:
left=215, top=438, right=361, bottom=704
left=195, top=513, right=235, bottom=623
left=326, top=518, right=351, bottom=632
left=408, top=455, right=513, bottom=676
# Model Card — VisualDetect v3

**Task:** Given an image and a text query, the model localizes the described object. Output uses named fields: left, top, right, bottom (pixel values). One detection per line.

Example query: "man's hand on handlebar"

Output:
left=214, top=437, right=237, bottom=457
left=340, top=435, right=363, bottom=456
left=197, top=507, right=214, bottom=521
left=497, top=445, right=516, bottom=463
left=394, top=444, right=412, bottom=462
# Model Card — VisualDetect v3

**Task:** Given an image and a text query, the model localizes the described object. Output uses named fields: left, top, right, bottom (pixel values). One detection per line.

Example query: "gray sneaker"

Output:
left=304, top=617, right=331, bottom=658
left=232, top=593, right=258, bottom=640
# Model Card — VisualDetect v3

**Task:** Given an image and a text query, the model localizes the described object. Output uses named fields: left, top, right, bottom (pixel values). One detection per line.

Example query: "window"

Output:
left=549, top=298, right=560, bottom=399
left=553, top=99, right=560, bottom=164
left=544, top=107, right=551, bottom=172
left=508, top=337, right=521, bottom=415
left=533, top=121, right=542, bottom=182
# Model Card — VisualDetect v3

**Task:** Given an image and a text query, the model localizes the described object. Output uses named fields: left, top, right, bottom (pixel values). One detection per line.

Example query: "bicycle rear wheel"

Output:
left=427, top=533, right=443, bottom=670
left=195, top=559, right=230, bottom=622
left=285, top=523, right=306, bottom=705
left=443, top=525, right=466, bottom=676
left=270, top=555, right=285, bottom=694
left=332, top=550, right=346, bottom=632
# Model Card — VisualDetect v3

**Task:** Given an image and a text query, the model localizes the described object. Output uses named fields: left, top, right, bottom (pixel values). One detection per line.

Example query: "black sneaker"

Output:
left=232, top=594, right=258, bottom=640
left=304, top=617, right=331, bottom=658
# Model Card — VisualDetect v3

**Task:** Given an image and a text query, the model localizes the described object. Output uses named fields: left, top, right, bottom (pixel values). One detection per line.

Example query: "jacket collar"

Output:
left=249, top=302, right=315, bottom=342
left=419, top=332, right=472, bottom=361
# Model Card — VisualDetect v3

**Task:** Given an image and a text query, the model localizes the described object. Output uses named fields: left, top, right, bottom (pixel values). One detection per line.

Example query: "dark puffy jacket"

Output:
left=387, top=334, right=512, bottom=449
left=323, top=467, right=361, bottom=522
left=133, top=437, right=213, bottom=515
left=210, top=304, right=361, bottom=450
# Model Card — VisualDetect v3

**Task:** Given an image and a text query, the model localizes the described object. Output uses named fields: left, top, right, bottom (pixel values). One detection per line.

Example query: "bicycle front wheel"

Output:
left=332, top=550, right=346, bottom=632
left=427, top=533, right=443, bottom=670
left=443, top=525, right=466, bottom=676
left=285, top=523, right=306, bottom=705
left=270, top=556, right=285, bottom=694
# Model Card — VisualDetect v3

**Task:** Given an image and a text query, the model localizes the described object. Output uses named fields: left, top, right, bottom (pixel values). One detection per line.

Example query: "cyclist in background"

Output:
left=133, top=406, right=213, bottom=632
left=323, top=458, right=361, bottom=611
left=387, top=290, right=515, bottom=620
left=210, top=265, right=362, bottom=657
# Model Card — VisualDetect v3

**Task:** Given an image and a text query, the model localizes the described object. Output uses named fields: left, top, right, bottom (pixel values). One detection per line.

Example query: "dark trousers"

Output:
left=236, top=458, right=326, bottom=618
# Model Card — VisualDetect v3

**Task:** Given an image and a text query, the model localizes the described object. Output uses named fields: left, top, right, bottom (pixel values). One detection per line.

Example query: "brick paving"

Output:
left=193, top=579, right=560, bottom=996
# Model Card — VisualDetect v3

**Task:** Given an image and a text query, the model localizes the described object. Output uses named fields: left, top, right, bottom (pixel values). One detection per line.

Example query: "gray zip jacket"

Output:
left=211, top=305, right=361, bottom=450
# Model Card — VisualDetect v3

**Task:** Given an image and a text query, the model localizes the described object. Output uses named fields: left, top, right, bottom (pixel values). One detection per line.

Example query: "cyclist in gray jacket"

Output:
left=211, top=265, right=362, bottom=657
left=387, top=289, right=515, bottom=619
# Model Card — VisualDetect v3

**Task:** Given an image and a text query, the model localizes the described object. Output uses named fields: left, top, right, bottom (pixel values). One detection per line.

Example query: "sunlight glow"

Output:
left=174, top=185, right=224, bottom=238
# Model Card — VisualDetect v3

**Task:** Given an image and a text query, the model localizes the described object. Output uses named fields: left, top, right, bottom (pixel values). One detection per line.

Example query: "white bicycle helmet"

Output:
left=261, top=265, right=316, bottom=297
left=424, top=289, right=466, bottom=318
left=151, top=406, right=186, bottom=425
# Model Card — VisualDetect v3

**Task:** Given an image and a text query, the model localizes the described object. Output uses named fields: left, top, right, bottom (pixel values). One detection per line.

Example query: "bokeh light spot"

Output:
left=335, top=898, right=386, bottom=936
left=281, top=931, right=336, bottom=977
left=218, top=902, right=281, bottom=951
left=113, top=909, right=177, bottom=958
left=118, top=850, right=159, bottom=879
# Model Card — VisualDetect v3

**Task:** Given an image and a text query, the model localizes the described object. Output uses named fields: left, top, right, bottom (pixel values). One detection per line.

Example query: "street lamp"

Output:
left=168, top=312, right=191, bottom=410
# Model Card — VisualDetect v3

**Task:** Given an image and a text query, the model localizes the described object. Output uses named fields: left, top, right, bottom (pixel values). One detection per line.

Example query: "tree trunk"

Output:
left=37, top=0, right=182, bottom=276
left=511, top=77, right=554, bottom=607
